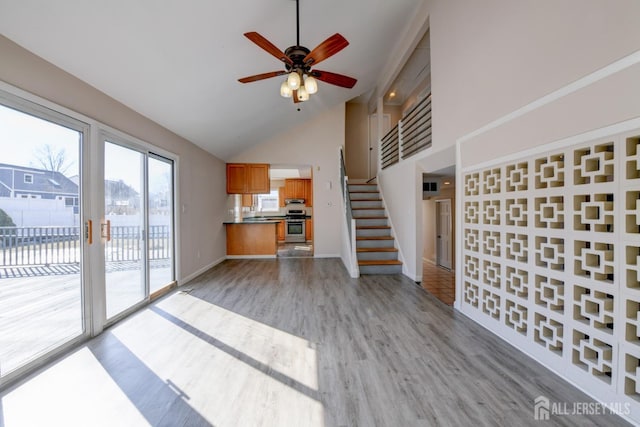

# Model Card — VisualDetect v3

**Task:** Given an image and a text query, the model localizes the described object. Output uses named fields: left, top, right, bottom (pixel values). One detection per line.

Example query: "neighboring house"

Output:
left=105, top=179, right=139, bottom=215
left=0, top=163, right=79, bottom=210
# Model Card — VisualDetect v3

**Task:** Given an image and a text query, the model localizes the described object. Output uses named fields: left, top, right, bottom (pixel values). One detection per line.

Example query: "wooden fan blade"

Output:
left=303, top=33, right=349, bottom=66
left=312, top=70, right=357, bottom=89
left=238, top=71, right=287, bottom=83
left=244, top=32, right=293, bottom=65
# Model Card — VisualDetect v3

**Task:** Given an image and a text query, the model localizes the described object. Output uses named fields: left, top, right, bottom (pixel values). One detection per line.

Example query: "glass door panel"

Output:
left=0, top=103, right=84, bottom=379
left=148, top=155, right=174, bottom=294
left=104, top=142, right=145, bottom=319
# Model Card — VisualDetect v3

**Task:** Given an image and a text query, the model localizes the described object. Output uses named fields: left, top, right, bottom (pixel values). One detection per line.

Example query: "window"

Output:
left=256, top=190, right=279, bottom=212
left=24, top=174, right=33, bottom=183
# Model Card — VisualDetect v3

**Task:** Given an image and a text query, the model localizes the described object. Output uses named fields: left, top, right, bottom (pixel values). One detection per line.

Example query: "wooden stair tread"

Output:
left=357, top=247, right=398, bottom=252
left=356, top=226, right=390, bottom=229
left=356, top=236, right=394, bottom=240
left=358, top=260, right=402, bottom=266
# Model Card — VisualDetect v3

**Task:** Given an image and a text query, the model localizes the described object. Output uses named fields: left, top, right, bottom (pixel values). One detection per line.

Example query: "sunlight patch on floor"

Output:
left=1, top=348, right=149, bottom=427
left=108, top=296, right=323, bottom=426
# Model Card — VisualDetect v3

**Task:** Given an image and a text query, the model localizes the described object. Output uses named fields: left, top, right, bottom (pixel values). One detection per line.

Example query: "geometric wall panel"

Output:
left=573, top=142, right=614, bottom=185
left=534, top=196, right=564, bottom=229
left=483, top=168, right=501, bottom=194
left=573, top=285, right=614, bottom=333
left=505, top=198, right=527, bottom=227
left=574, top=193, right=614, bottom=232
left=535, top=237, right=565, bottom=271
left=482, top=231, right=501, bottom=257
left=505, top=299, right=527, bottom=335
left=574, top=241, right=614, bottom=283
left=482, top=289, right=501, bottom=320
left=572, top=330, right=613, bottom=384
left=461, top=130, right=640, bottom=422
left=506, top=162, right=528, bottom=192
left=505, top=266, right=528, bottom=298
left=483, top=260, right=501, bottom=289
left=464, top=228, right=480, bottom=253
left=534, top=275, right=564, bottom=313
left=534, top=313, right=563, bottom=356
left=506, top=233, right=528, bottom=263
left=535, top=154, right=565, bottom=189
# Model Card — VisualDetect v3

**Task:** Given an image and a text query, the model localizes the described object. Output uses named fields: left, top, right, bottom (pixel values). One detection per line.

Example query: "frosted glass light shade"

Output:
left=280, top=81, right=292, bottom=98
left=304, top=75, right=318, bottom=94
left=287, top=72, right=301, bottom=90
left=297, top=85, right=309, bottom=101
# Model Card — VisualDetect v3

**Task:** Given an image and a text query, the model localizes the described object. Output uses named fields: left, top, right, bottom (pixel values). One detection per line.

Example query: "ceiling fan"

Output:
left=238, top=0, right=357, bottom=104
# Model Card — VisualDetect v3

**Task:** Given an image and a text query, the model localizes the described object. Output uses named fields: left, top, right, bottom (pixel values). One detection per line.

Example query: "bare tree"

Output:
left=33, top=144, right=72, bottom=174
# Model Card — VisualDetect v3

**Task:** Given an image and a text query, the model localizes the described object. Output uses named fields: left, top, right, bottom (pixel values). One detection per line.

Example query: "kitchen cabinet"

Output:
left=226, top=222, right=277, bottom=256
left=277, top=220, right=285, bottom=241
left=226, top=163, right=270, bottom=194
left=284, top=178, right=312, bottom=205
left=304, top=179, right=313, bottom=207
left=279, top=187, right=285, bottom=208
left=305, top=218, right=313, bottom=241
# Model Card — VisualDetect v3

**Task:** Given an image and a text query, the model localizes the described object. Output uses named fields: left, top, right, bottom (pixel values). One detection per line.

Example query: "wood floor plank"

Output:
left=0, top=258, right=632, bottom=426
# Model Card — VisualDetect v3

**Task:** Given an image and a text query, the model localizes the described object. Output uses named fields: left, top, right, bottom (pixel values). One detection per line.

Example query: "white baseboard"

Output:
left=422, top=257, right=436, bottom=265
left=179, top=256, right=226, bottom=285
left=314, top=253, right=341, bottom=258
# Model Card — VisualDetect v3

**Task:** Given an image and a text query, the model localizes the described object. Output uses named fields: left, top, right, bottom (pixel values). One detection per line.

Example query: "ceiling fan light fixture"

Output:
left=304, top=75, right=318, bottom=94
left=297, top=85, right=309, bottom=101
left=280, top=80, right=293, bottom=98
left=287, top=71, right=301, bottom=90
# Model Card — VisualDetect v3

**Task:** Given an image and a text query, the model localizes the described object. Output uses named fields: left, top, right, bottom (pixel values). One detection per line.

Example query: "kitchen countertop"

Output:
left=223, top=219, right=281, bottom=224
left=223, top=216, right=311, bottom=224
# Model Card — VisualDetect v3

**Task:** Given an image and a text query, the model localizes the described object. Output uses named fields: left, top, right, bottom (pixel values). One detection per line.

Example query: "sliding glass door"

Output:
left=148, top=154, right=175, bottom=295
left=0, top=100, right=86, bottom=381
left=103, top=142, right=146, bottom=319
left=103, top=138, right=175, bottom=321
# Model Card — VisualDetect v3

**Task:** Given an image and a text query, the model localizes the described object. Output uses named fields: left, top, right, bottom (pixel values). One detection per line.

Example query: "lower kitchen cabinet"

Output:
left=305, top=218, right=313, bottom=241
left=277, top=220, right=285, bottom=241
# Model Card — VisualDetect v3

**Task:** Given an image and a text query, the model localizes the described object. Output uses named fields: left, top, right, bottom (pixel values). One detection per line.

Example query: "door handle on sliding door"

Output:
left=101, top=220, right=111, bottom=241
left=85, top=220, right=93, bottom=244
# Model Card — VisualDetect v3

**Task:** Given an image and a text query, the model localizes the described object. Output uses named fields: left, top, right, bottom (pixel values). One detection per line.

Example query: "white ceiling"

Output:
left=0, top=0, right=423, bottom=160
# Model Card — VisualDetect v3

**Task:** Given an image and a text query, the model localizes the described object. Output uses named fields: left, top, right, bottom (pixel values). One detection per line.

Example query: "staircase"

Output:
left=348, top=182, right=402, bottom=274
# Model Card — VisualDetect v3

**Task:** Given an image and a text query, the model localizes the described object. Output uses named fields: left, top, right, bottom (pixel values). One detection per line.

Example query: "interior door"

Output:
left=369, top=114, right=391, bottom=180
left=436, top=199, right=452, bottom=270
left=104, top=141, right=146, bottom=320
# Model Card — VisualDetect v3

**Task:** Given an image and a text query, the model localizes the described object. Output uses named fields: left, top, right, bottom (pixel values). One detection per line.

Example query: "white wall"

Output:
left=428, top=0, right=640, bottom=152
left=378, top=160, right=422, bottom=280
left=0, top=35, right=228, bottom=282
left=230, top=105, right=345, bottom=258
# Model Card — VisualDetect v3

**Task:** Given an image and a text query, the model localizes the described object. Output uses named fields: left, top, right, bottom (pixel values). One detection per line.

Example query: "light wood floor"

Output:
left=421, top=261, right=455, bottom=305
left=0, top=258, right=631, bottom=426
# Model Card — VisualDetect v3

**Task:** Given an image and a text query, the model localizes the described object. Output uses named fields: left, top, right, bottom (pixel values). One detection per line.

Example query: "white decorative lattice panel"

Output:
left=460, top=129, right=640, bottom=422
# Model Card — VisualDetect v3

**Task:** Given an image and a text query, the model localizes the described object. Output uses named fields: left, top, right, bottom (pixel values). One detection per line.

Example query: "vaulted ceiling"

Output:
left=0, top=0, right=424, bottom=160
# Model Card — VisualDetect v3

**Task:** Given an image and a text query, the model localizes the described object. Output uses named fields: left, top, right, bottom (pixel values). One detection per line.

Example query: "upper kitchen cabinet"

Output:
left=226, top=163, right=270, bottom=194
left=284, top=178, right=312, bottom=206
